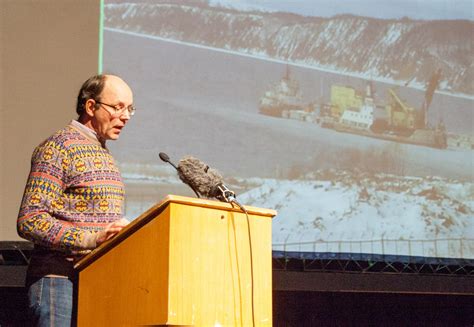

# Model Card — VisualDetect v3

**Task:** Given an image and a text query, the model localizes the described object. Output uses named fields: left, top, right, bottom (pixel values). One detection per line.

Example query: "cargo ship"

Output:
left=260, top=67, right=449, bottom=149
left=323, top=70, right=447, bottom=149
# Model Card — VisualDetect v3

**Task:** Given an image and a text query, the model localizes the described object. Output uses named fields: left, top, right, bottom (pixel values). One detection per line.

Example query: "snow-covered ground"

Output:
left=238, top=170, right=474, bottom=259
left=122, top=167, right=473, bottom=260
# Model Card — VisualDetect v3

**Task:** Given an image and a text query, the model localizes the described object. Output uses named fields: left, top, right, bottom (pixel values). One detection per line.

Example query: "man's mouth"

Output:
left=113, top=126, right=124, bottom=134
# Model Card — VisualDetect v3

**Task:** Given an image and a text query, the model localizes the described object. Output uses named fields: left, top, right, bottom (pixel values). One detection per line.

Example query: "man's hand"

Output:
left=96, top=218, right=129, bottom=246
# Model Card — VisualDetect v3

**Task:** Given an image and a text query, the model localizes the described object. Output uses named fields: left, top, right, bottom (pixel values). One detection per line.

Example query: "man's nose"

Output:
left=120, top=109, right=131, bottom=121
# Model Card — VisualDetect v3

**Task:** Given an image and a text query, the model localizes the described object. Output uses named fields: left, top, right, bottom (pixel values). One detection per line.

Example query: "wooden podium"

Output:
left=74, top=195, right=276, bottom=326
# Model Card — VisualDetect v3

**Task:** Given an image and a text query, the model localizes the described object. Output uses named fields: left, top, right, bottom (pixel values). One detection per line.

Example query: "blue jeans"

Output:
left=27, top=277, right=74, bottom=327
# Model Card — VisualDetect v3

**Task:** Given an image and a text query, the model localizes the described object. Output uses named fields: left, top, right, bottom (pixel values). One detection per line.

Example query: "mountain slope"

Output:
left=105, top=1, right=474, bottom=95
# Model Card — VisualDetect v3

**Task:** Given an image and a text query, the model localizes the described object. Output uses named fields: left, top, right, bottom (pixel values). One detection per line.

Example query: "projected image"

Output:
left=103, top=0, right=473, bottom=260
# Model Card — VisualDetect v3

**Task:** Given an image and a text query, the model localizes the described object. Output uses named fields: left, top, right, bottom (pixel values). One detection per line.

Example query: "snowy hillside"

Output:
left=238, top=170, right=474, bottom=259
left=104, top=1, right=474, bottom=96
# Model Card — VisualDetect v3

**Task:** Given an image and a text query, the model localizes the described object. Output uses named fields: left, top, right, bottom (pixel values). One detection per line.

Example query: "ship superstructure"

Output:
left=259, top=66, right=306, bottom=117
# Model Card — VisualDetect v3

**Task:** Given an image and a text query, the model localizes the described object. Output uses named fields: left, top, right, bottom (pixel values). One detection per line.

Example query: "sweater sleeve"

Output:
left=17, top=141, right=99, bottom=251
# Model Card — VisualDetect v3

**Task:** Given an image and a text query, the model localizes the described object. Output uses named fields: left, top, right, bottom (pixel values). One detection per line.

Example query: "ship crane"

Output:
left=387, top=88, right=416, bottom=132
left=419, top=68, right=442, bottom=129
left=319, top=76, right=447, bottom=149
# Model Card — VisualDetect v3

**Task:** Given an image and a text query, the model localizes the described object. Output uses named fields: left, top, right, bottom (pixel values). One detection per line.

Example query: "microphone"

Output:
left=158, top=152, right=177, bottom=170
left=177, top=156, right=247, bottom=213
left=177, top=156, right=222, bottom=198
left=158, top=152, right=200, bottom=198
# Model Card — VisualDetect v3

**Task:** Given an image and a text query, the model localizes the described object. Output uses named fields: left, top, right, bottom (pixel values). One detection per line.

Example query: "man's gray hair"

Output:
left=76, top=74, right=107, bottom=116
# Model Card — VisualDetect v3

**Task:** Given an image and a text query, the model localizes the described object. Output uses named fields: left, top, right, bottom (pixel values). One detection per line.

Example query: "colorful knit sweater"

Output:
left=17, top=121, right=125, bottom=254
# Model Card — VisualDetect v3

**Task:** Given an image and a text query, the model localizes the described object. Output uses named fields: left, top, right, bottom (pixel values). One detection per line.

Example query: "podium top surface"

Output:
left=159, top=194, right=277, bottom=217
left=74, top=195, right=276, bottom=271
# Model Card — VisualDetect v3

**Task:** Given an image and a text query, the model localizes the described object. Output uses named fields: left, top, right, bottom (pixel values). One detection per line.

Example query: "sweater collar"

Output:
left=69, top=120, right=107, bottom=148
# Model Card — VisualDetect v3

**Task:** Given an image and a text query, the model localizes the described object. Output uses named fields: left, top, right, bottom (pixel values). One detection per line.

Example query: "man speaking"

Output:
left=17, top=74, right=134, bottom=326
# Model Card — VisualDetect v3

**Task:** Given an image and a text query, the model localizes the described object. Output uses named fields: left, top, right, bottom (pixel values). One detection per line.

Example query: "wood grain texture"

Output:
left=76, top=195, right=275, bottom=326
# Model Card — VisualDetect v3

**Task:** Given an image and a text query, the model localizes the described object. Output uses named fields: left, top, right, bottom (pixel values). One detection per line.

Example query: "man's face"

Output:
left=91, top=76, right=134, bottom=141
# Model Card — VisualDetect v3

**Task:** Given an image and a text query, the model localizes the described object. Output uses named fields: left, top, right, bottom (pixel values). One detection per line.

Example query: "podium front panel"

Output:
left=76, top=196, right=274, bottom=326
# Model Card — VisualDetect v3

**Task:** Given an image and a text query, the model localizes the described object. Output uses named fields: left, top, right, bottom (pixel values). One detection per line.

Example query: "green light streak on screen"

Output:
left=98, top=0, right=104, bottom=73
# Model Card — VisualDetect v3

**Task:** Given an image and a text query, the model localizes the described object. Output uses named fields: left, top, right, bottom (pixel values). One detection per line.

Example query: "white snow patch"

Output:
left=239, top=173, right=474, bottom=259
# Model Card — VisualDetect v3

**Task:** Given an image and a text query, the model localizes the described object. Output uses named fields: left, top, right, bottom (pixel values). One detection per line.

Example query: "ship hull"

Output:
left=333, top=123, right=447, bottom=149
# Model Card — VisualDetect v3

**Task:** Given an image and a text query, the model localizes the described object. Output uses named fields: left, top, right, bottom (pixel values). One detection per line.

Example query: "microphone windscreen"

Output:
left=177, top=156, right=223, bottom=198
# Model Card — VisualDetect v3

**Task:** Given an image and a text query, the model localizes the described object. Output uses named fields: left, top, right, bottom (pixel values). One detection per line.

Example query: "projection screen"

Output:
left=102, top=0, right=473, bottom=261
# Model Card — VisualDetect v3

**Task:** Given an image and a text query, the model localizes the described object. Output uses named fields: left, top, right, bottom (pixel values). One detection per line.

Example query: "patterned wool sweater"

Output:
left=17, top=122, right=125, bottom=254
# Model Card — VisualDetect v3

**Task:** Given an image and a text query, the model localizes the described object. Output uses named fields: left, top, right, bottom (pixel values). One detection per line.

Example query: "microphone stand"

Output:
left=215, top=183, right=247, bottom=214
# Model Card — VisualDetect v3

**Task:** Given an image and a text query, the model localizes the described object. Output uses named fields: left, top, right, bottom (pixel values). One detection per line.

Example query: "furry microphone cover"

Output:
left=177, top=156, right=223, bottom=198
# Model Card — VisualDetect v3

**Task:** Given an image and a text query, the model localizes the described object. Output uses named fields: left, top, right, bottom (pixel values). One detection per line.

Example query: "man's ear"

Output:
left=84, top=99, right=96, bottom=117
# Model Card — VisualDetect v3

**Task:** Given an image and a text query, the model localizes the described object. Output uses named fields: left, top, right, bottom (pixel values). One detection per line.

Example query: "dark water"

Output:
left=104, top=30, right=473, bottom=181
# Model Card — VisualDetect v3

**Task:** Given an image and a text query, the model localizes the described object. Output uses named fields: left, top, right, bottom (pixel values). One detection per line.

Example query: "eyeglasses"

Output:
left=95, top=100, right=136, bottom=117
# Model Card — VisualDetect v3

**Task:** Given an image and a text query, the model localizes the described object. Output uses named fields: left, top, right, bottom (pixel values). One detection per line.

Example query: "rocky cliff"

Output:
left=105, top=1, right=474, bottom=96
